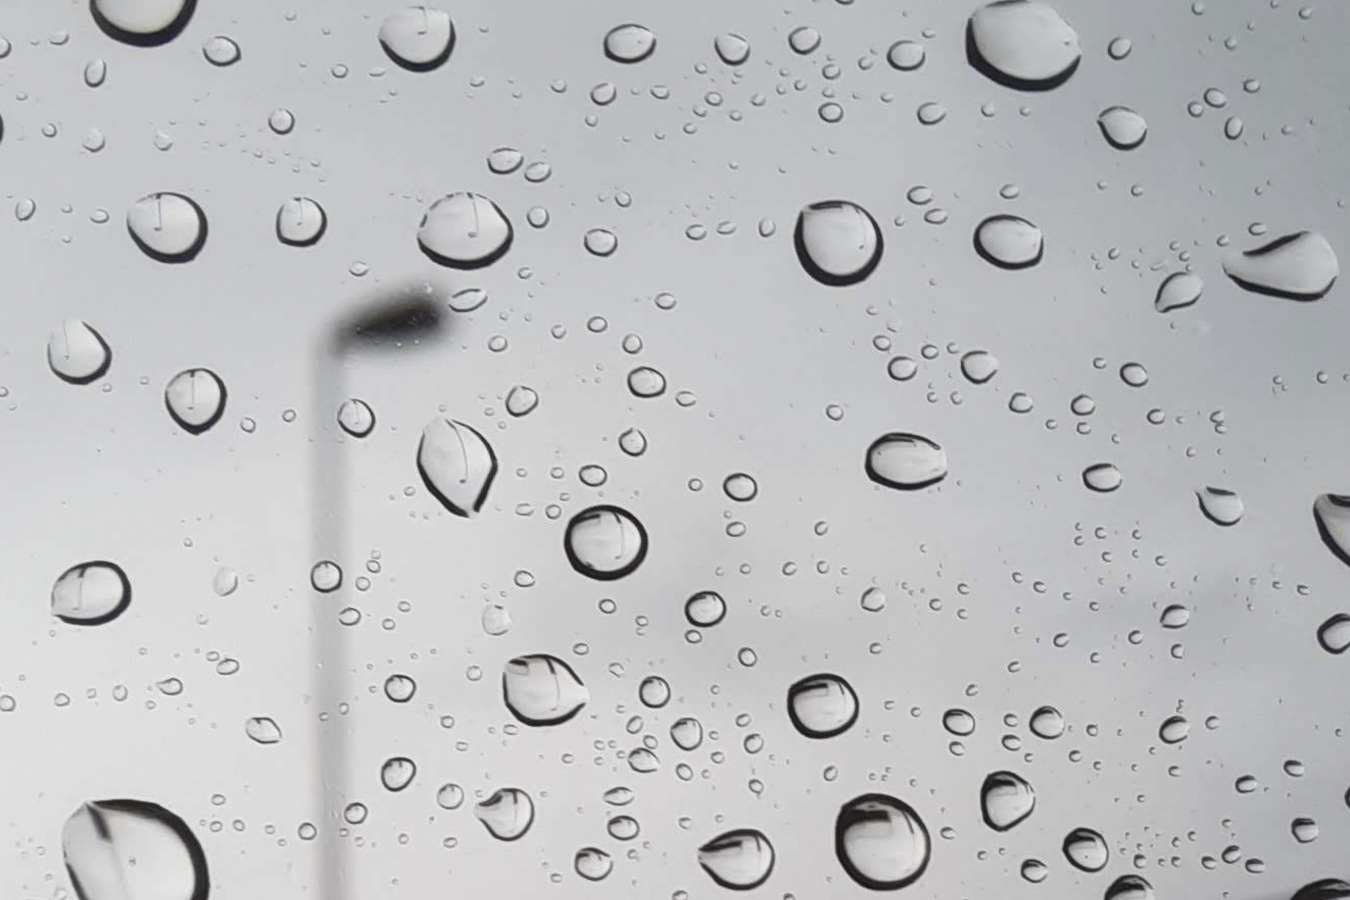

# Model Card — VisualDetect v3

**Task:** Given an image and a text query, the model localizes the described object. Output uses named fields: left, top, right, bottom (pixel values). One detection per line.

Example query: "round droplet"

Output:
left=789, top=26, right=822, bottom=54
left=310, top=560, right=342, bottom=593
left=575, top=847, right=613, bottom=881
left=1107, top=36, right=1131, bottom=59
left=866, top=433, right=948, bottom=490
left=723, top=473, right=758, bottom=502
left=835, top=794, right=931, bottom=890
left=960, top=350, right=999, bottom=384
left=860, top=587, right=887, bottom=612
left=505, top=385, right=539, bottom=417
left=604, top=24, right=655, bottom=63
left=1105, top=875, right=1155, bottom=900
left=888, top=356, right=918, bottom=381
left=1119, top=362, right=1149, bottom=387
left=84, top=59, right=107, bottom=87
left=487, top=147, right=523, bottom=174
left=48, top=319, right=112, bottom=384
left=1029, top=705, right=1064, bottom=739
left=417, top=192, right=513, bottom=269
left=1022, top=859, right=1049, bottom=883
left=336, top=398, right=375, bottom=437
left=794, top=200, right=883, bottom=286
left=380, top=756, right=416, bottom=792
left=436, top=783, right=464, bottom=809
left=51, top=561, right=130, bottom=625
left=244, top=716, right=281, bottom=744
left=383, top=674, right=416, bottom=703
left=618, top=427, right=647, bottom=456
left=1315, top=494, right=1350, bottom=568
left=916, top=102, right=947, bottom=125
left=62, top=800, right=208, bottom=900
left=379, top=6, right=454, bottom=71
left=943, top=708, right=976, bottom=736
left=639, top=675, right=670, bottom=708
left=671, top=716, right=704, bottom=750
left=1224, top=231, right=1338, bottom=301
left=698, top=829, right=775, bottom=891
left=502, top=654, right=589, bottom=725
left=627, top=366, right=666, bottom=397
left=1291, top=819, right=1319, bottom=844
left=127, top=192, right=207, bottom=263
left=1224, top=116, right=1244, bottom=140
left=1063, top=827, right=1109, bottom=871
left=981, top=771, right=1036, bottom=831
left=966, top=0, right=1082, bottom=91
left=1156, top=272, right=1203, bottom=312
left=787, top=673, right=859, bottom=739
left=275, top=196, right=326, bottom=246
left=1293, top=881, right=1350, bottom=900
left=165, top=368, right=227, bottom=434
left=974, top=214, right=1043, bottom=269
left=627, top=748, right=659, bottom=773
left=267, top=108, right=294, bottom=135
left=475, top=787, right=533, bottom=840
left=1097, top=106, right=1147, bottom=149
left=202, top=35, right=240, bottom=66
left=686, top=591, right=726, bottom=627
left=416, top=418, right=497, bottom=517
left=564, top=505, right=648, bottom=580
left=887, top=40, right=925, bottom=70
left=1316, top=614, right=1350, bottom=654
left=584, top=228, right=618, bottom=257
left=90, top=0, right=193, bottom=45
left=1082, top=463, right=1122, bottom=493
left=714, top=33, right=750, bottom=65
left=1196, top=487, right=1243, bottom=526
left=212, top=568, right=239, bottom=596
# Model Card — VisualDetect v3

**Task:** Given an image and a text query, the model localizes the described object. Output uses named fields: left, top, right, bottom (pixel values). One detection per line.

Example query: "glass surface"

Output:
left=4, top=1, right=1350, bottom=899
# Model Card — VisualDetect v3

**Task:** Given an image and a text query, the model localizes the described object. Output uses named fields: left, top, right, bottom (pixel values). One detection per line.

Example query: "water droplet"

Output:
left=1155, top=272, right=1202, bottom=312
left=671, top=716, right=704, bottom=750
left=1063, top=827, right=1109, bottom=871
left=1107, top=36, right=1132, bottom=59
left=575, top=847, right=613, bottom=881
left=604, top=24, right=656, bottom=63
left=627, top=365, right=666, bottom=397
left=416, top=418, right=497, bottom=517
left=1316, top=614, right=1350, bottom=654
left=1097, top=106, right=1147, bottom=149
left=564, top=505, right=648, bottom=580
left=794, top=200, right=883, bottom=286
left=723, top=473, right=758, bottom=502
left=310, top=560, right=342, bottom=593
left=62, top=800, right=208, bottom=900
left=1314, top=494, right=1350, bottom=568
left=974, top=214, right=1043, bottom=269
left=523, top=161, right=551, bottom=183
left=342, top=802, right=367, bottom=824
left=487, top=147, right=523, bottom=174
left=966, top=0, right=1082, bottom=90
left=502, top=654, right=589, bottom=725
left=383, top=674, right=416, bottom=703
left=448, top=287, right=488, bottom=313
left=127, top=192, right=207, bottom=263
left=1021, top=859, right=1048, bottom=882
left=202, top=35, right=240, bottom=65
left=90, top=0, right=193, bottom=45
left=960, top=350, right=999, bottom=384
left=1224, top=116, right=1244, bottom=140
left=836, top=794, right=931, bottom=890
left=15, top=198, right=36, bottom=221
left=1105, top=875, right=1155, bottom=900
left=714, top=33, right=750, bottom=65
left=379, top=6, right=454, bottom=71
left=1293, top=881, right=1350, bottom=900
left=943, top=708, right=975, bottom=735
left=685, top=591, right=726, bottom=627
left=336, top=398, right=375, bottom=437
left=789, top=26, right=822, bottom=54
left=698, top=829, right=775, bottom=890
left=212, top=568, right=238, bottom=596
left=435, top=783, right=464, bottom=809
left=48, top=319, right=112, bottom=384
left=1119, top=362, right=1148, bottom=387
left=474, top=787, right=533, bottom=840
left=1029, top=705, right=1064, bottom=738
left=1196, top=487, right=1243, bottom=526
left=1082, top=463, right=1122, bottom=493
left=888, top=357, right=918, bottom=381
left=84, top=59, right=107, bottom=87
left=417, top=192, right=513, bottom=269
left=244, top=716, right=281, bottom=744
left=584, top=227, right=618, bottom=257
left=267, top=108, right=295, bottom=134
left=380, top=756, right=416, bottom=791
left=787, top=673, right=859, bottom=738
left=1223, top=231, right=1338, bottom=301
left=51, top=561, right=130, bottom=625
left=916, top=102, right=947, bottom=125
left=269, top=196, right=327, bottom=247
left=865, top=433, right=948, bottom=490
left=1009, top=392, right=1034, bottom=413
left=618, top=427, right=648, bottom=456
left=627, top=747, right=660, bottom=773
left=818, top=102, right=845, bottom=123
left=981, top=771, right=1036, bottom=831
left=164, top=368, right=226, bottom=434
left=1292, top=818, right=1319, bottom=843
left=887, top=40, right=926, bottom=70
left=502, top=385, right=539, bottom=417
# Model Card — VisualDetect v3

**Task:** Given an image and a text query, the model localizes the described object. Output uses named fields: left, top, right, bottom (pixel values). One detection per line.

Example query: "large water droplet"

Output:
left=575, top=847, right=613, bottom=881
left=62, top=800, right=208, bottom=900
left=1155, top=272, right=1203, bottom=312
left=202, top=35, right=239, bottom=66
left=502, top=654, right=588, bottom=725
left=417, top=192, right=513, bottom=269
left=686, top=590, right=726, bottom=627
left=164, top=368, right=227, bottom=434
left=48, top=319, right=112, bottom=384
left=966, top=0, right=1081, bottom=91
left=380, top=756, right=416, bottom=791
left=244, top=716, right=282, bottom=744
left=475, top=788, right=534, bottom=840
left=276, top=197, right=326, bottom=246
left=887, top=40, right=926, bottom=70
left=1082, top=463, right=1122, bottom=493
left=505, top=385, right=539, bottom=417
left=671, top=716, right=704, bottom=750
left=51, top=561, right=130, bottom=626
left=91, top=0, right=194, bottom=45
left=336, top=398, right=375, bottom=437
left=835, top=794, right=931, bottom=890
left=981, top=771, right=1036, bottom=831
left=1106, top=875, right=1155, bottom=900
left=379, top=7, right=454, bottom=71
left=1196, top=487, right=1243, bottom=526
left=564, top=505, right=648, bottom=580
left=794, top=200, right=883, bottom=286
left=416, top=418, right=497, bottom=517
left=974, top=214, right=1043, bottom=269
left=714, top=33, right=750, bottom=65
left=583, top=227, right=618, bottom=257
left=943, top=708, right=976, bottom=736
left=1097, top=106, right=1147, bottom=149
left=1313, top=494, right=1350, bottom=567
left=1029, top=705, right=1064, bottom=738
left=1063, top=827, right=1109, bottom=871
left=1223, top=231, right=1338, bottom=301
left=865, top=433, right=948, bottom=490
left=604, top=24, right=655, bottom=63
left=698, top=829, right=775, bottom=890
left=1316, top=614, right=1350, bottom=654
left=127, top=192, right=206, bottom=263
left=787, top=673, right=859, bottom=738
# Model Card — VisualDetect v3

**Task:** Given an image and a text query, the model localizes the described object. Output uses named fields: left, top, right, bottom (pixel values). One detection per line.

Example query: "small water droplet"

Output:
left=336, top=398, right=375, bottom=437
left=380, top=756, right=416, bottom=792
left=564, top=505, right=648, bottom=580
left=245, top=716, right=282, bottom=744
left=417, top=192, right=513, bottom=269
left=686, top=591, right=726, bottom=627
left=584, top=227, right=618, bottom=257
left=714, top=33, right=750, bottom=66
left=84, top=59, right=107, bottom=87
left=267, top=108, right=295, bottom=134
left=164, top=368, right=227, bottom=434
left=789, top=26, right=822, bottom=54
left=91, top=0, right=193, bottom=44
left=1097, top=106, right=1147, bottom=149
left=202, top=35, right=239, bottom=65
left=127, top=192, right=207, bottom=263
left=1082, top=463, right=1122, bottom=493
left=1196, top=487, right=1243, bottom=526
left=887, top=40, right=926, bottom=70
left=47, top=319, right=112, bottom=384
left=1156, top=271, right=1203, bottom=312
left=604, top=24, right=656, bottom=63
left=276, top=196, right=326, bottom=246
left=794, top=200, right=883, bottom=286
left=379, top=6, right=454, bottom=71
left=1063, top=827, right=1109, bottom=871
left=960, top=350, right=999, bottom=384
left=974, top=214, right=1043, bottom=269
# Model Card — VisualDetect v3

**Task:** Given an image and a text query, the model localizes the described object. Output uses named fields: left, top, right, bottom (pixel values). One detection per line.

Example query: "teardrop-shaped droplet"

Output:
left=698, top=829, right=775, bottom=891
left=1082, top=463, right=1122, bottom=493
left=1097, top=106, right=1147, bottom=149
left=627, top=747, right=660, bottom=773
left=604, top=24, right=656, bottom=63
left=1316, top=614, right=1350, bottom=654
left=835, top=794, right=931, bottom=890
left=380, top=756, right=416, bottom=792
left=1223, top=231, right=1338, bottom=301
left=960, top=350, right=999, bottom=384
left=48, top=319, right=112, bottom=384
left=794, top=200, right=883, bottom=286
left=417, top=192, right=513, bottom=269
left=164, top=368, right=227, bottom=434
left=1063, top=827, right=1109, bottom=871
left=475, top=787, right=534, bottom=841
left=276, top=196, right=326, bottom=246
left=502, top=653, right=589, bottom=725
left=1313, top=493, right=1350, bottom=567
left=1156, top=272, right=1203, bottom=312
left=1197, top=487, right=1243, bottom=526
left=966, top=0, right=1081, bottom=91
left=981, top=771, right=1036, bottom=831
left=671, top=716, right=704, bottom=750
left=127, top=192, right=207, bottom=263
left=91, top=0, right=194, bottom=45
left=244, top=716, right=282, bottom=744
left=787, top=673, right=859, bottom=738
left=714, top=32, right=750, bottom=65
left=51, top=561, right=130, bottom=626
left=1293, top=880, right=1350, bottom=900
left=336, top=398, right=375, bottom=437
left=416, top=418, right=497, bottom=517
left=202, top=35, right=240, bottom=66
left=564, top=505, right=648, bottom=580
left=1106, top=875, right=1155, bottom=900
left=575, top=847, right=613, bottom=881
left=974, top=214, right=1043, bottom=269
left=62, top=799, right=208, bottom=900
left=379, top=6, right=455, bottom=71
left=1029, top=705, right=1064, bottom=738
left=865, top=433, right=948, bottom=490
